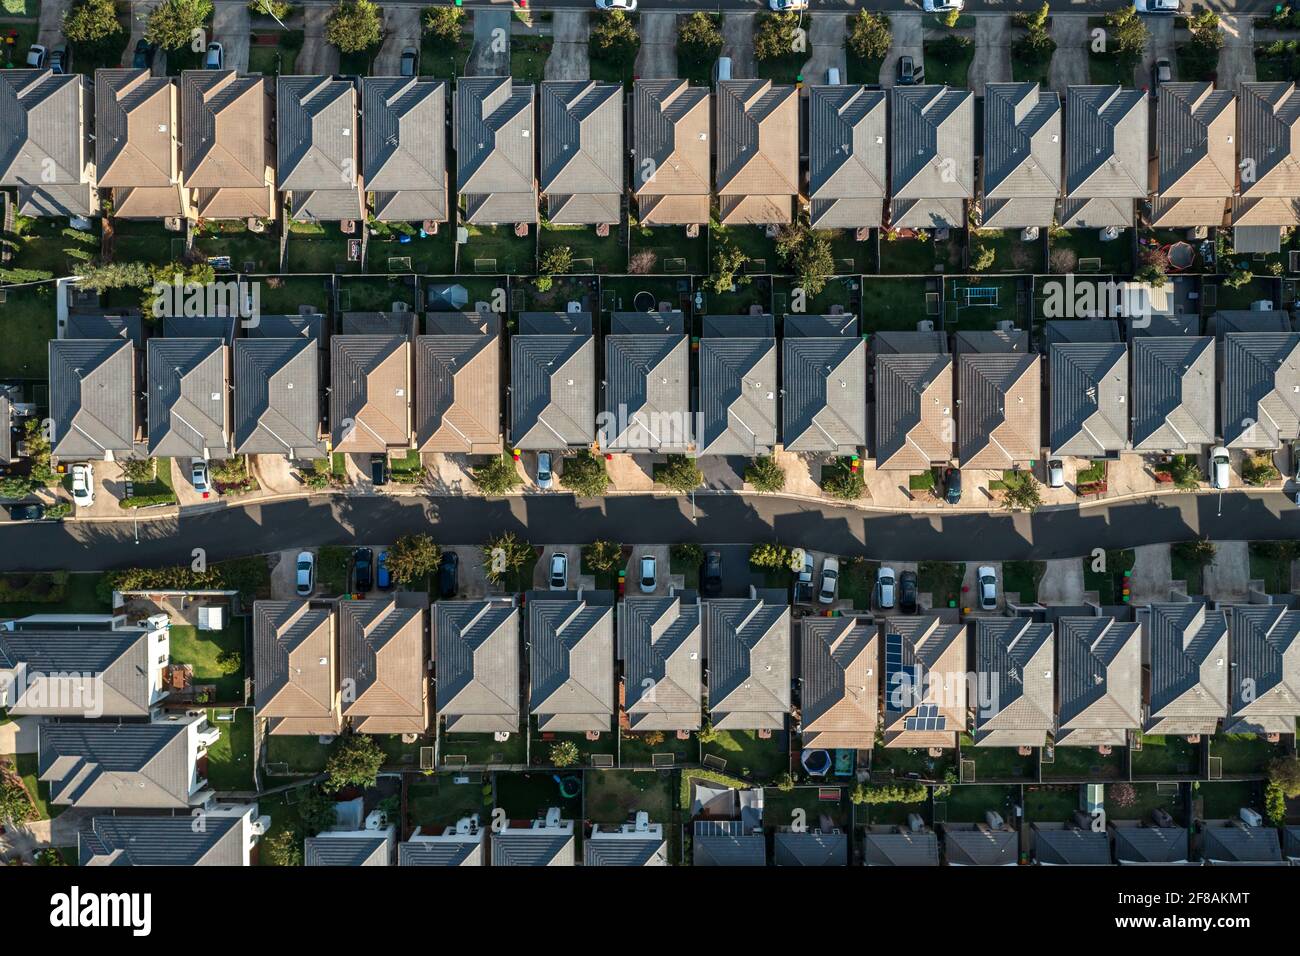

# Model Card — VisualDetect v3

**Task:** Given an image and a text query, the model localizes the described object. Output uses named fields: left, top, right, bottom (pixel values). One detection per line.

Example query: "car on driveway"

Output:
left=191, top=459, right=210, bottom=494
left=49, top=45, right=69, bottom=75
left=399, top=48, right=417, bottom=77
left=1135, top=0, right=1178, bottom=12
left=370, top=454, right=388, bottom=486
left=295, top=551, right=315, bottom=596
left=1152, top=58, right=1172, bottom=92
left=549, top=552, right=568, bottom=590
left=923, top=0, right=963, bottom=12
left=536, top=452, right=553, bottom=490
left=1047, top=457, right=1065, bottom=489
left=818, top=557, right=840, bottom=605
left=639, top=554, right=657, bottom=594
left=353, top=547, right=374, bottom=592
left=877, top=566, right=897, bottom=609
left=701, top=550, right=723, bottom=598
left=1209, top=445, right=1231, bottom=490
left=25, top=44, right=46, bottom=68
left=205, top=42, right=224, bottom=69
left=133, top=39, right=157, bottom=69
left=438, top=551, right=459, bottom=599
left=977, top=566, right=998, bottom=611
left=376, top=551, right=393, bottom=590
left=896, top=55, right=917, bottom=86
left=71, top=463, right=94, bottom=508
left=6, top=503, right=44, bottom=521
left=899, top=570, right=918, bottom=614
left=944, top=467, right=962, bottom=505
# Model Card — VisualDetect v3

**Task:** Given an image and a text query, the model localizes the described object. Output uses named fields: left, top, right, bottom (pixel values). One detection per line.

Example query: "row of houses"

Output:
left=5, top=68, right=1297, bottom=243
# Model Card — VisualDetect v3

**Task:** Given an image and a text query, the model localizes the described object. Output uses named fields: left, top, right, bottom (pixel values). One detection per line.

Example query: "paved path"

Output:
left=800, top=13, right=847, bottom=85
left=544, top=10, right=590, bottom=80
left=297, top=4, right=339, bottom=74
left=880, top=12, right=922, bottom=87
left=1137, top=13, right=1175, bottom=87
left=0, top=717, right=36, bottom=756
left=1047, top=15, right=1087, bottom=94
left=469, top=8, right=511, bottom=76
left=213, top=1, right=251, bottom=73
left=635, top=11, right=678, bottom=79
left=721, top=12, right=756, bottom=79
left=37, top=0, right=72, bottom=48
left=1216, top=15, right=1256, bottom=90
left=1037, top=558, right=1085, bottom=604
left=967, top=14, right=1011, bottom=95
left=1129, top=543, right=1173, bottom=605
left=125, top=1, right=161, bottom=71
left=375, top=5, right=422, bottom=75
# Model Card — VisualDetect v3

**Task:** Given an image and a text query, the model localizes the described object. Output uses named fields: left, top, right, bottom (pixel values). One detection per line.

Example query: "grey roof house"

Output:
left=181, top=70, right=275, bottom=221
left=146, top=337, right=230, bottom=459
left=972, top=618, right=1054, bottom=748
left=305, top=826, right=396, bottom=866
left=981, top=82, right=1062, bottom=228
left=362, top=76, right=447, bottom=223
left=632, top=79, right=711, bottom=227
left=510, top=312, right=595, bottom=450
left=872, top=333, right=954, bottom=471
left=529, top=598, right=614, bottom=733
left=1129, top=336, right=1216, bottom=453
left=0, top=69, right=96, bottom=217
left=1151, top=83, right=1235, bottom=228
left=1201, top=822, right=1284, bottom=865
left=715, top=79, right=799, bottom=224
left=1220, top=330, right=1300, bottom=449
left=889, top=85, right=973, bottom=229
left=330, top=334, right=412, bottom=454
left=1048, top=341, right=1128, bottom=457
left=435, top=599, right=520, bottom=735
left=1139, top=603, right=1227, bottom=737
left=1033, top=824, right=1112, bottom=865
left=1111, top=824, right=1191, bottom=865
left=705, top=597, right=791, bottom=731
left=455, top=76, right=536, bottom=225
left=233, top=336, right=324, bottom=458
left=880, top=615, right=966, bottom=749
left=618, top=596, right=702, bottom=732
left=1232, top=82, right=1300, bottom=234
left=416, top=313, right=501, bottom=454
left=807, top=85, right=886, bottom=229
left=863, top=826, right=940, bottom=866
left=338, top=598, right=428, bottom=735
left=48, top=338, right=138, bottom=462
left=942, top=823, right=1020, bottom=865
left=800, top=616, right=877, bottom=751
left=601, top=312, right=691, bottom=453
left=80, top=805, right=267, bottom=866
left=698, top=314, right=777, bottom=456
left=781, top=314, right=866, bottom=454
left=1055, top=617, right=1141, bottom=747
left=693, top=820, right=766, bottom=866
left=400, top=816, right=486, bottom=866
left=956, top=339, right=1040, bottom=469
left=585, top=817, right=669, bottom=866
left=539, top=80, right=623, bottom=225
left=1060, top=86, right=1148, bottom=228
left=95, top=68, right=187, bottom=218
left=276, top=76, right=362, bottom=222
left=774, top=829, right=848, bottom=866
left=1225, top=605, right=1300, bottom=734
left=253, top=599, right=340, bottom=736
left=493, top=812, right=574, bottom=866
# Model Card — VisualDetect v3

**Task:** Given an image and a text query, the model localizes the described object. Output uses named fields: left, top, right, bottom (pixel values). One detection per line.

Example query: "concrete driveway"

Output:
left=1203, top=541, right=1251, bottom=603
left=212, top=1, right=250, bottom=74
left=469, top=8, right=511, bottom=77
left=1216, top=16, right=1256, bottom=90
left=968, top=15, right=1010, bottom=95
left=1129, top=544, right=1173, bottom=605
left=1037, top=558, right=1085, bottom=605
left=124, top=1, right=162, bottom=71
left=270, top=548, right=305, bottom=600
left=880, top=12, right=922, bottom=88
left=800, top=13, right=847, bottom=86
left=297, top=4, right=339, bottom=75
left=1137, top=14, right=1175, bottom=88
left=445, top=544, right=488, bottom=599
left=1048, top=16, right=1088, bottom=94
left=38, top=0, right=73, bottom=47
left=635, top=11, right=677, bottom=80
left=535, top=544, right=583, bottom=591
left=628, top=544, right=671, bottom=596
left=375, top=5, right=422, bottom=76
left=545, top=10, right=590, bottom=81
left=721, top=13, right=756, bottom=80
left=0, top=717, right=36, bottom=756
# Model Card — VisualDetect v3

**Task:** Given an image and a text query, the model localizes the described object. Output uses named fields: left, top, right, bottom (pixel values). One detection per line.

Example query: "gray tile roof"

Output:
left=1111, top=825, right=1190, bottom=864
left=362, top=77, right=447, bottom=223
left=304, top=832, right=393, bottom=866
left=871, top=330, right=948, bottom=355
left=602, top=319, right=691, bottom=453
left=0, top=70, right=89, bottom=191
left=233, top=337, right=323, bottom=457
left=1043, top=319, right=1122, bottom=345
left=80, top=810, right=252, bottom=866
left=276, top=76, right=361, bottom=220
left=415, top=315, right=501, bottom=454
left=880, top=615, right=966, bottom=748
left=705, top=598, right=790, bottom=731
left=146, top=338, right=229, bottom=459
left=329, top=334, right=411, bottom=453
left=539, top=81, right=623, bottom=224
left=529, top=599, right=614, bottom=733
left=619, top=597, right=702, bottom=731
left=510, top=313, right=595, bottom=449
left=953, top=329, right=1030, bottom=354
left=17, top=182, right=96, bottom=217
left=94, top=68, right=177, bottom=188
left=782, top=314, right=866, bottom=453
left=693, top=820, right=766, bottom=866
left=972, top=618, right=1054, bottom=748
left=1127, top=314, right=1202, bottom=338
left=889, top=86, right=973, bottom=229
left=807, top=85, right=886, bottom=229
left=1151, top=83, right=1235, bottom=227
left=956, top=351, right=1040, bottom=468
left=800, top=616, right=877, bottom=750
left=1221, top=331, right=1300, bottom=448
left=1201, top=824, right=1283, bottom=864
left=1286, top=826, right=1300, bottom=860
left=180, top=70, right=273, bottom=219
left=715, top=80, right=799, bottom=224
left=0, top=627, right=155, bottom=717
left=1048, top=342, right=1128, bottom=456
left=981, top=82, right=1061, bottom=228
left=38, top=718, right=200, bottom=809
left=338, top=599, right=426, bottom=734
left=632, top=80, right=711, bottom=226
left=455, top=76, right=536, bottom=225
left=1061, top=86, right=1148, bottom=228
left=1055, top=617, right=1141, bottom=747
left=699, top=315, right=777, bottom=456
left=1233, top=82, right=1300, bottom=226
left=1225, top=605, right=1300, bottom=734
left=48, top=338, right=137, bottom=460
left=773, top=829, right=848, bottom=866
left=873, top=350, right=954, bottom=471
left=1141, top=604, right=1227, bottom=736
left=66, top=310, right=143, bottom=341
left=399, top=836, right=484, bottom=866
left=1033, top=825, right=1111, bottom=865
left=863, top=828, right=940, bottom=866
left=253, top=600, right=339, bottom=735
left=163, top=315, right=238, bottom=342
left=492, top=825, right=575, bottom=866
left=435, top=600, right=520, bottom=734
left=1130, top=336, right=1215, bottom=452
left=942, top=826, right=1019, bottom=865
left=584, top=827, right=669, bottom=866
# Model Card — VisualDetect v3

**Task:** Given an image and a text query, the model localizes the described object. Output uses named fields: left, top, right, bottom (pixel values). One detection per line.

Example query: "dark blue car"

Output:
left=377, top=551, right=392, bottom=591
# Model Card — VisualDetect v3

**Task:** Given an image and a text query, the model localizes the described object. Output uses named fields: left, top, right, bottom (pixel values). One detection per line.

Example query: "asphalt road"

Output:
left=5, top=490, right=1295, bottom=572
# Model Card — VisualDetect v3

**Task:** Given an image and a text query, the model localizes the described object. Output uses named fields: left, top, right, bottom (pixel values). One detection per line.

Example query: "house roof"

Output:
left=1225, top=605, right=1300, bottom=734
left=1112, top=826, right=1190, bottom=864
left=253, top=600, right=339, bottom=735
left=956, top=351, right=1040, bottom=468
left=782, top=314, right=866, bottom=453
left=693, top=821, right=766, bottom=866
left=38, top=718, right=197, bottom=809
left=972, top=618, right=1054, bottom=748
left=807, top=85, right=886, bottom=229
left=0, top=70, right=86, bottom=188
left=1201, top=824, right=1284, bottom=864
left=233, top=337, right=322, bottom=457
left=304, top=833, right=392, bottom=866
left=0, top=627, right=155, bottom=717
left=529, top=599, right=614, bottom=733
left=95, top=69, right=175, bottom=188
left=399, top=836, right=484, bottom=866
left=434, top=600, right=520, bottom=734
left=456, top=76, right=536, bottom=224
left=181, top=70, right=272, bottom=218
left=699, top=315, right=777, bottom=456
left=618, top=597, right=702, bottom=732
left=880, top=615, right=965, bottom=748
left=1055, top=617, right=1141, bottom=747
left=705, top=598, right=791, bottom=731
left=80, top=810, right=251, bottom=866
left=1043, top=319, right=1122, bottom=345
left=65, top=310, right=142, bottom=342
left=1233, top=82, right=1300, bottom=225
left=1142, top=604, right=1227, bottom=736
left=146, top=338, right=228, bottom=459
left=539, top=81, right=623, bottom=224
left=873, top=351, right=954, bottom=470
left=330, top=334, right=411, bottom=452
left=17, top=182, right=96, bottom=217
left=602, top=319, right=691, bottom=452
left=492, top=826, right=575, bottom=866
left=889, top=86, right=973, bottom=229
left=773, top=829, right=848, bottom=866
left=800, top=616, right=877, bottom=750
left=1033, top=825, right=1112, bottom=865
left=871, top=331, right=948, bottom=355
left=277, top=75, right=357, bottom=192
left=715, top=80, right=798, bottom=224
left=1048, top=342, right=1128, bottom=456
left=1061, top=86, right=1147, bottom=227
left=338, top=599, right=426, bottom=734
left=49, top=338, right=137, bottom=460
left=415, top=315, right=500, bottom=454
left=509, top=314, right=594, bottom=449
left=981, top=82, right=1061, bottom=228
left=863, top=829, right=940, bottom=866
left=632, top=80, right=710, bottom=226
left=1221, top=331, right=1300, bottom=448
left=362, top=76, right=447, bottom=223
left=954, top=329, right=1030, bottom=354
left=1151, top=83, right=1235, bottom=227
left=1130, top=336, right=1216, bottom=452
left=584, top=828, right=669, bottom=866
left=942, top=826, right=1019, bottom=865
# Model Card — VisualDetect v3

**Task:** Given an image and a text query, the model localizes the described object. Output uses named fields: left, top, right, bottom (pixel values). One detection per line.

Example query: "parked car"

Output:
left=595, top=0, right=637, bottom=9
left=48, top=44, right=69, bottom=75
left=399, top=47, right=417, bottom=77
left=923, top=0, right=963, bottom=11
left=899, top=570, right=918, bottom=614
left=944, top=467, right=962, bottom=505
left=896, top=55, right=917, bottom=86
left=877, top=566, right=897, bottom=609
left=204, top=42, right=224, bottom=69
left=191, top=459, right=210, bottom=494
left=25, top=44, right=46, bottom=68
left=701, top=550, right=723, bottom=598
left=977, top=566, right=998, bottom=611
left=818, top=557, right=840, bottom=605
left=71, top=462, right=94, bottom=508
left=826, top=66, right=841, bottom=85
left=370, top=454, right=388, bottom=486
left=769, top=0, right=808, bottom=8
left=639, top=554, right=657, bottom=593
left=295, top=551, right=315, bottom=596
left=133, top=39, right=157, bottom=69
left=1047, top=457, right=1065, bottom=489
left=1209, top=445, right=1231, bottom=490
left=536, top=452, right=553, bottom=490
left=376, top=551, right=392, bottom=590
left=6, top=503, right=44, bottom=521
left=714, top=57, right=732, bottom=83
left=1135, top=0, right=1178, bottom=12
left=353, top=547, right=374, bottom=592
left=549, top=552, right=568, bottom=590
left=1152, top=58, right=1172, bottom=91
left=437, top=551, right=459, bottom=599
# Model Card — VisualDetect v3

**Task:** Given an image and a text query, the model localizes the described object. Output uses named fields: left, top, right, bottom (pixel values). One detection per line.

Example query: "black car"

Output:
left=897, top=54, right=921, bottom=86
left=701, top=550, right=723, bottom=598
left=944, top=467, right=962, bottom=505
left=437, top=551, right=459, bottom=599
left=370, top=454, right=388, bottom=486
left=353, top=547, right=374, bottom=592
left=132, top=38, right=157, bottom=69
left=5, top=503, right=44, bottom=521
left=899, top=570, right=918, bottom=614
left=49, top=44, right=69, bottom=75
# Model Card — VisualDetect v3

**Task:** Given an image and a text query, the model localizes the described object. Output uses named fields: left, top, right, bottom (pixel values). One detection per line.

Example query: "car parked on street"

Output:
left=295, top=551, right=315, bottom=596
left=595, top=0, right=636, bottom=9
left=818, top=557, right=840, bottom=605
left=1135, top=0, right=1179, bottom=12
left=877, top=566, right=897, bottom=609
left=1210, top=445, right=1231, bottom=490
left=353, top=547, right=374, bottom=592
left=639, top=554, right=657, bottom=593
left=438, top=550, right=459, bottom=599
left=71, top=463, right=94, bottom=508
left=549, top=552, right=568, bottom=590
left=701, top=550, right=723, bottom=598
left=977, top=566, right=998, bottom=611
left=769, top=0, right=808, bottom=8
left=899, top=570, right=918, bottom=614
left=923, top=0, right=963, bottom=12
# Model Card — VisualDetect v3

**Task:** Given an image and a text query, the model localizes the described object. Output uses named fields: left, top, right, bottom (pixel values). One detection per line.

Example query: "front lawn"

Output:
left=510, top=35, right=550, bottom=82
left=1248, top=542, right=1294, bottom=595
left=8, top=752, right=62, bottom=821
left=168, top=618, right=246, bottom=703
left=0, top=282, right=57, bottom=380
left=1082, top=548, right=1134, bottom=605
left=917, top=560, right=965, bottom=609
left=203, top=708, right=254, bottom=791
left=923, top=34, right=973, bottom=87
left=700, top=728, right=790, bottom=782
left=838, top=559, right=879, bottom=611
left=248, top=29, right=305, bottom=75
left=1001, top=561, right=1046, bottom=604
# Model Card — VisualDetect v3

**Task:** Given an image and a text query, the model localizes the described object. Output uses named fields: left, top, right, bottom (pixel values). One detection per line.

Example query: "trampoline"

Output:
left=800, top=749, right=832, bottom=777
left=632, top=290, right=657, bottom=312
left=1168, top=241, right=1195, bottom=271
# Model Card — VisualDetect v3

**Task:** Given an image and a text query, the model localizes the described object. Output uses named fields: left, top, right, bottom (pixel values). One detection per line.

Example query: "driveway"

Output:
left=297, top=4, right=338, bottom=75
left=1137, top=14, right=1175, bottom=87
left=721, top=13, right=756, bottom=80
left=1129, top=544, right=1173, bottom=605
left=800, top=13, right=847, bottom=86
left=375, top=5, right=421, bottom=76
left=1037, top=558, right=1085, bottom=605
left=1216, top=15, right=1255, bottom=90
left=37, top=0, right=73, bottom=47
left=635, top=11, right=677, bottom=80
left=0, top=717, right=37, bottom=756
left=967, top=15, right=1010, bottom=95
left=469, top=8, right=510, bottom=77
left=545, top=10, right=590, bottom=81
left=269, top=548, right=305, bottom=600
left=212, top=1, right=250, bottom=74
left=628, top=544, right=671, bottom=596
left=535, top=544, right=583, bottom=590
left=880, top=12, right=922, bottom=88
left=1048, top=16, right=1088, bottom=94
left=124, top=1, right=161, bottom=71
left=1204, top=541, right=1251, bottom=603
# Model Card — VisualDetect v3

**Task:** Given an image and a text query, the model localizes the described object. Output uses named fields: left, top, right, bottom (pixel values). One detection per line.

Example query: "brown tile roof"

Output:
left=633, top=80, right=711, bottom=226
left=415, top=314, right=501, bottom=454
left=181, top=70, right=274, bottom=220
left=715, top=80, right=797, bottom=225
left=330, top=335, right=411, bottom=453
left=801, top=616, right=877, bottom=750
left=880, top=615, right=966, bottom=749
left=339, top=599, right=428, bottom=735
left=253, top=600, right=340, bottom=736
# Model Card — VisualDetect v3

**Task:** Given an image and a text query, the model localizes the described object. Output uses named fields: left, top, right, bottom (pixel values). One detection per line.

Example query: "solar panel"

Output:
left=885, top=632, right=905, bottom=711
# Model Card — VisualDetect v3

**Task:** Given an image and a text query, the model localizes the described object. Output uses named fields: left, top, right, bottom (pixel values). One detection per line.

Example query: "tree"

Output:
left=776, top=222, right=835, bottom=297
left=591, top=9, right=638, bottom=60
left=670, top=542, right=703, bottom=566
left=1265, top=781, right=1287, bottom=826
left=1167, top=454, right=1202, bottom=490
left=1104, top=7, right=1149, bottom=63
left=656, top=455, right=703, bottom=493
left=754, top=12, right=799, bottom=62
left=943, top=7, right=961, bottom=27
left=1134, top=263, right=1168, bottom=289
left=386, top=532, right=442, bottom=585
left=1267, top=757, right=1300, bottom=798
left=23, top=419, right=53, bottom=487
left=76, top=260, right=153, bottom=294
left=749, top=542, right=790, bottom=570
left=423, top=5, right=464, bottom=45
left=323, top=733, right=384, bottom=792
left=971, top=244, right=995, bottom=272
left=697, top=720, right=719, bottom=744
left=537, top=245, right=573, bottom=292
left=582, top=539, right=623, bottom=574
left=1172, top=537, right=1216, bottom=568
left=145, top=0, right=214, bottom=51
left=325, top=0, right=381, bottom=53
left=847, top=11, right=891, bottom=61
left=296, top=787, right=338, bottom=836
left=745, top=456, right=786, bottom=493
left=0, top=476, right=36, bottom=500
left=709, top=241, right=750, bottom=295
left=642, top=730, right=665, bottom=746
left=822, top=459, right=865, bottom=501
left=1242, top=454, right=1281, bottom=486
left=550, top=741, right=580, bottom=767
left=63, top=0, right=124, bottom=45
left=1000, top=470, right=1043, bottom=512
left=851, top=781, right=926, bottom=804
left=1224, top=267, right=1254, bottom=289
left=481, top=531, right=534, bottom=586
left=0, top=769, right=34, bottom=827
left=774, top=771, right=795, bottom=792
left=558, top=451, right=610, bottom=498
left=678, top=12, right=722, bottom=63
left=470, top=454, right=522, bottom=495
left=262, top=828, right=302, bottom=866
left=249, top=0, right=294, bottom=22
left=216, top=648, right=242, bottom=676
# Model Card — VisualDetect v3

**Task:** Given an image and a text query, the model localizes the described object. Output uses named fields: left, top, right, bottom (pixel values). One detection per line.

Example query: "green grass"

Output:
left=420, top=34, right=468, bottom=79
left=878, top=233, right=948, bottom=275
left=374, top=734, right=427, bottom=769
left=367, top=228, right=455, bottom=276
left=619, top=729, right=698, bottom=768
left=838, top=559, right=879, bottom=611
left=762, top=785, right=850, bottom=829
left=1205, top=275, right=1277, bottom=312
left=0, top=572, right=107, bottom=619
left=772, top=275, right=858, bottom=319
left=336, top=275, right=417, bottom=313
left=191, top=222, right=281, bottom=274
left=712, top=222, right=780, bottom=272
left=1022, top=784, right=1079, bottom=822
left=1042, top=744, right=1126, bottom=781
left=628, top=225, right=708, bottom=277
left=265, top=734, right=339, bottom=774
left=700, top=729, right=789, bottom=782
left=923, top=35, right=973, bottom=87
left=679, top=768, right=755, bottom=810
left=1, top=0, right=39, bottom=16
left=1248, top=542, right=1294, bottom=594
left=460, top=224, right=536, bottom=276
left=668, top=551, right=700, bottom=590
left=510, top=35, right=549, bottom=83
left=539, top=222, right=625, bottom=274
left=1169, top=546, right=1207, bottom=597
left=589, top=38, right=638, bottom=90
left=407, top=774, right=492, bottom=833
left=1208, top=734, right=1287, bottom=777
left=257, top=275, right=332, bottom=314
left=1049, top=229, right=1133, bottom=276
left=316, top=545, right=351, bottom=597
left=917, top=561, right=964, bottom=609
left=3, top=216, right=99, bottom=281
left=585, top=769, right=673, bottom=824
left=870, top=746, right=956, bottom=782
left=971, top=228, right=1043, bottom=274
left=0, top=282, right=57, bottom=379
left=938, top=784, right=1021, bottom=823
left=247, top=29, right=304, bottom=75
left=944, top=276, right=1026, bottom=331
left=1132, top=734, right=1199, bottom=778
left=0, top=21, right=38, bottom=70
left=9, top=753, right=62, bottom=821
left=495, top=769, right=582, bottom=820
left=845, top=51, right=884, bottom=86
left=1082, top=548, right=1135, bottom=605
left=168, top=618, right=246, bottom=702
left=284, top=232, right=356, bottom=274
left=959, top=735, right=1038, bottom=782
left=676, top=14, right=719, bottom=87
left=1001, top=561, right=1046, bottom=604
left=203, top=708, right=254, bottom=791
left=1088, top=46, right=1137, bottom=87
left=1197, top=780, right=1263, bottom=819
left=439, top=725, right=527, bottom=767
left=755, top=50, right=807, bottom=85
left=858, top=277, right=937, bottom=333
left=337, top=43, right=376, bottom=76
left=164, top=43, right=204, bottom=76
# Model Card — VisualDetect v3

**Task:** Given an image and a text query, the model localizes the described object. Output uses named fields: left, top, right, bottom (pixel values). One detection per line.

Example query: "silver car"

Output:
left=877, top=566, right=897, bottom=609
left=536, top=452, right=554, bottom=490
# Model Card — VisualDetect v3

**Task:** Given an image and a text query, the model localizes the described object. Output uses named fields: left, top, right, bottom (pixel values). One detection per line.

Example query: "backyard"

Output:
left=0, top=282, right=57, bottom=380
left=858, top=277, right=940, bottom=334
left=191, top=221, right=281, bottom=274
left=265, top=734, right=338, bottom=775
left=1041, top=744, right=1127, bottom=781
left=203, top=708, right=254, bottom=791
left=1022, top=784, right=1079, bottom=823
left=700, top=729, right=790, bottom=782
left=937, top=783, right=1021, bottom=824
left=439, top=725, right=527, bottom=767
left=762, top=785, right=851, bottom=829
left=168, top=617, right=247, bottom=702
left=959, top=735, right=1038, bottom=782
left=1131, top=734, right=1200, bottom=778
left=494, top=768, right=582, bottom=821
left=584, top=769, right=674, bottom=824
left=1104, top=781, right=1184, bottom=824
left=1207, top=734, right=1288, bottom=777
left=407, top=774, right=491, bottom=834
left=870, top=745, right=956, bottom=783
left=459, top=224, right=536, bottom=275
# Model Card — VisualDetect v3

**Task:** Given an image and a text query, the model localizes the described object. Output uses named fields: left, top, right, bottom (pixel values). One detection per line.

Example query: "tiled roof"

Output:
left=233, top=337, right=323, bottom=457
left=1112, top=826, right=1189, bottom=864
left=253, top=600, right=339, bottom=735
left=1233, top=82, right=1300, bottom=225
left=49, top=338, right=137, bottom=460
left=304, top=833, right=392, bottom=866
left=956, top=351, right=1040, bottom=468
left=807, top=85, right=886, bottom=229
left=329, top=334, right=411, bottom=452
left=539, top=81, right=622, bottom=224
left=619, top=597, right=702, bottom=732
left=715, top=80, right=798, bottom=225
left=529, top=599, right=614, bottom=733
left=880, top=615, right=965, bottom=749
left=362, top=77, right=447, bottom=223
left=781, top=314, right=866, bottom=453
left=456, top=76, right=536, bottom=224
left=705, top=598, right=791, bottom=731
left=1220, top=331, right=1300, bottom=448
left=181, top=70, right=272, bottom=219
left=492, top=826, right=575, bottom=866
left=38, top=718, right=198, bottom=809
left=1061, top=86, right=1147, bottom=227
left=509, top=313, right=594, bottom=449
left=1201, top=825, right=1283, bottom=864
left=1129, top=336, right=1216, bottom=452
left=0, top=627, right=155, bottom=717
left=1033, top=825, right=1111, bottom=865
left=972, top=618, right=1054, bottom=748
left=981, top=82, right=1061, bottom=229
left=1048, top=342, right=1128, bottom=456
left=80, top=810, right=251, bottom=866
left=435, top=600, right=520, bottom=734
left=800, top=616, right=877, bottom=750
left=942, top=826, right=1019, bottom=865
left=1055, top=617, right=1141, bottom=747
left=873, top=351, right=954, bottom=470
left=863, top=829, right=940, bottom=866
left=415, top=315, right=501, bottom=454
left=1225, top=605, right=1300, bottom=734
left=693, top=821, right=766, bottom=866
left=1151, top=83, right=1235, bottom=227
left=773, top=830, right=848, bottom=866
left=890, top=85, right=973, bottom=228
left=338, top=599, right=427, bottom=734
left=602, top=318, right=691, bottom=453
left=1142, top=604, right=1227, bottom=736
left=0, top=70, right=87, bottom=188
left=698, top=315, right=777, bottom=456
left=632, top=80, right=710, bottom=226
left=146, top=338, right=229, bottom=459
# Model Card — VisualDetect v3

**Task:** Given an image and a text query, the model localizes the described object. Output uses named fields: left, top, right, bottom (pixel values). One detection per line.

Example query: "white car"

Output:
left=71, top=463, right=94, bottom=508
left=1209, top=446, right=1230, bottom=490
left=595, top=0, right=636, bottom=10
left=639, top=554, right=657, bottom=594
left=977, top=566, right=998, bottom=611
left=536, top=452, right=553, bottom=490
left=769, top=0, right=808, bottom=9
left=818, top=557, right=839, bottom=605
left=25, top=44, right=46, bottom=68
left=204, top=42, right=224, bottom=69
left=549, top=552, right=568, bottom=590
left=877, top=566, right=897, bottom=609
left=191, top=459, right=211, bottom=494
left=923, top=0, right=963, bottom=12
left=1135, top=0, right=1178, bottom=12
left=295, top=551, right=315, bottom=596
left=1047, top=458, right=1065, bottom=489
